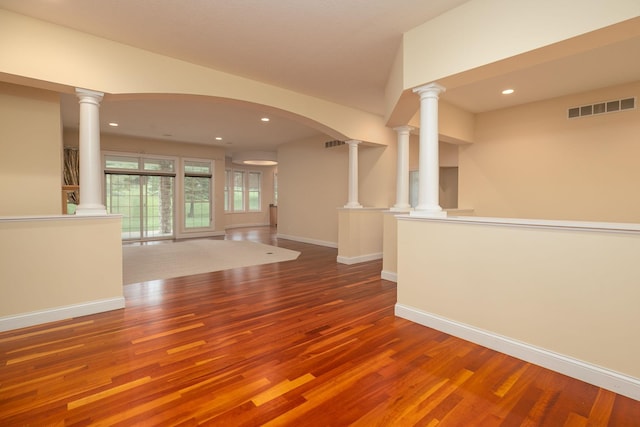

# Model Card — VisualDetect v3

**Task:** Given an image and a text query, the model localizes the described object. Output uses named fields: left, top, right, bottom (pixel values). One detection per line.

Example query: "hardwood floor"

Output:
left=1, top=226, right=638, bottom=426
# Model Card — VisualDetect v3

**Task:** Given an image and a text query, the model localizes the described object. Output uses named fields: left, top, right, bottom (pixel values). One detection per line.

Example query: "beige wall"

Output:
left=359, top=143, right=396, bottom=209
left=408, top=138, right=459, bottom=170
left=337, top=209, right=385, bottom=263
left=277, top=135, right=346, bottom=246
left=397, top=217, right=640, bottom=390
left=459, top=80, right=640, bottom=222
left=278, top=135, right=397, bottom=246
left=439, top=141, right=459, bottom=168
left=382, top=212, right=400, bottom=279
left=437, top=101, right=476, bottom=144
left=0, top=216, right=124, bottom=330
left=0, top=82, right=62, bottom=215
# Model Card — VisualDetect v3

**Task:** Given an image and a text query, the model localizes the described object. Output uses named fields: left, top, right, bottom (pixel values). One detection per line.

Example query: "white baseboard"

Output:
left=225, top=222, right=270, bottom=230
left=381, top=270, right=397, bottom=282
left=0, top=297, right=126, bottom=332
left=395, top=303, right=640, bottom=401
left=337, top=252, right=382, bottom=265
left=276, top=233, right=338, bottom=248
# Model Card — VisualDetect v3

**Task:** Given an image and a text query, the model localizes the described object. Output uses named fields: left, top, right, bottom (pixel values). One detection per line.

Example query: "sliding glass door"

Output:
left=104, top=155, right=175, bottom=240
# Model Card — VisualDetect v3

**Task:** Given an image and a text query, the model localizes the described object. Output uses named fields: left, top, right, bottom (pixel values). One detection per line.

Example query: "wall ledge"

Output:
left=395, top=303, right=640, bottom=401
left=0, top=214, right=122, bottom=223
left=337, top=207, right=389, bottom=212
left=385, top=208, right=475, bottom=216
left=397, top=215, right=640, bottom=234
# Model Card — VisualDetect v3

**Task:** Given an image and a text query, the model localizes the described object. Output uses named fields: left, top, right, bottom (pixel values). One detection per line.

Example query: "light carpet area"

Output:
left=123, top=239, right=301, bottom=285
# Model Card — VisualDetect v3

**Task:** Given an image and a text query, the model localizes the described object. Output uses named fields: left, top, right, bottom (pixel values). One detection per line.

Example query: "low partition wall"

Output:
left=382, top=211, right=403, bottom=282
left=396, top=215, right=640, bottom=400
left=382, top=209, right=474, bottom=282
left=0, top=215, right=125, bottom=331
left=337, top=208, right=386, bottom=264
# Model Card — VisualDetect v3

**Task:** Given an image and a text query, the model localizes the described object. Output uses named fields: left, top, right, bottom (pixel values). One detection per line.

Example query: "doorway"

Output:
left=104, top=154, right=176, bottom=240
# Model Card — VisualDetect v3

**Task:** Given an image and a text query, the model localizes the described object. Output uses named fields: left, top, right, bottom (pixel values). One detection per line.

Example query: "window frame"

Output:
left=183, top=159, right=213, bottom=230
left=225, top=167, right=263, bottom=213
left=224, top=169, right=231, bottom=212
left=247, top=171, right=262, bottom=212
left=103, top=152, right=177, bottom=241
left=233, top=170, right=246, bottom=212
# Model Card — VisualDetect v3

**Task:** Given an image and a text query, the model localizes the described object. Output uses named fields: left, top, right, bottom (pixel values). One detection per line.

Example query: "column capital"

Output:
left=345, top=139, right=362, bottom=146
left=412, top=82, right=446, bottom=98
left=75, top=87, right=104, bottom=103
left=393, top=125, right=415, bottom=134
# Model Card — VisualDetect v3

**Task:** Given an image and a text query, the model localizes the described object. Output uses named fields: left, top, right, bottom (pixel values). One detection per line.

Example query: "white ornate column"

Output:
left=75, top=88, right=107, bottom=216
left=391, top=126, right=413, bottom=211
left=344, top=140, right=363, bottom=208
left=411, top=82, right=446, bottom=217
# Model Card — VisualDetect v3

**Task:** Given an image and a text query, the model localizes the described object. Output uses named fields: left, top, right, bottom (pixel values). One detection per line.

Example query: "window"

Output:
left=225, top=168, right=262, bottom=212
left=224, top=169, right=231, bottom=212
left=273, top=171, right=278, bottom=206
left=184, top=160, right=212, bottom=229
left=248, top=171, right=261, bottom=211
left=233, top=171, right=245, bottom=211
left=105, top=155, right=139, bottom=170
left=144, top=158, right=175, bottom=172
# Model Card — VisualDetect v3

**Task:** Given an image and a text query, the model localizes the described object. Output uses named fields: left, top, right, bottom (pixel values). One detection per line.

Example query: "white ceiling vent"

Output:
left=568, top=97, right=636, bottom=119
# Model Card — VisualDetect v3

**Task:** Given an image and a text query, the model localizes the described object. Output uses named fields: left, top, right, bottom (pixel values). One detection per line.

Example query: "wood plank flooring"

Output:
left=1, top=227, right=639, bottom=426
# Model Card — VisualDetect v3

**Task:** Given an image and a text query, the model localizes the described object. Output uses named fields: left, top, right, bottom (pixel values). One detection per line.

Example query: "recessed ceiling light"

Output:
left=232, top=151, right=277, bottom=166
left=108, top=122, right=119, bottom=127
left=215, top=137, right=222, bottom=141
left=502, top=89, right=515, bottom=95
left=261, top=117, right=270, bottom=122
left=243, top=160, right=278, bottom=166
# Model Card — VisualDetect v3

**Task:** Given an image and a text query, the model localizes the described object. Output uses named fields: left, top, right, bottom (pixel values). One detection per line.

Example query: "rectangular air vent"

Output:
left=568, top=97, right=636, bottom=119
left=325, top=140, right=345, bottom=148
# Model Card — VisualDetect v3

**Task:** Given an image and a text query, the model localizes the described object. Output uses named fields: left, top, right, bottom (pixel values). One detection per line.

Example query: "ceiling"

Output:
left=1, top=0, right=639, bottom=154
left=59, top=93, right=325, bottom=153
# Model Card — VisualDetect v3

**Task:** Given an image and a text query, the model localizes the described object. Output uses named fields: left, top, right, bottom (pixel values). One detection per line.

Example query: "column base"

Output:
left=344, top=202, right=363, bottom=209
left=75, top=204, right=108, bottom=216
